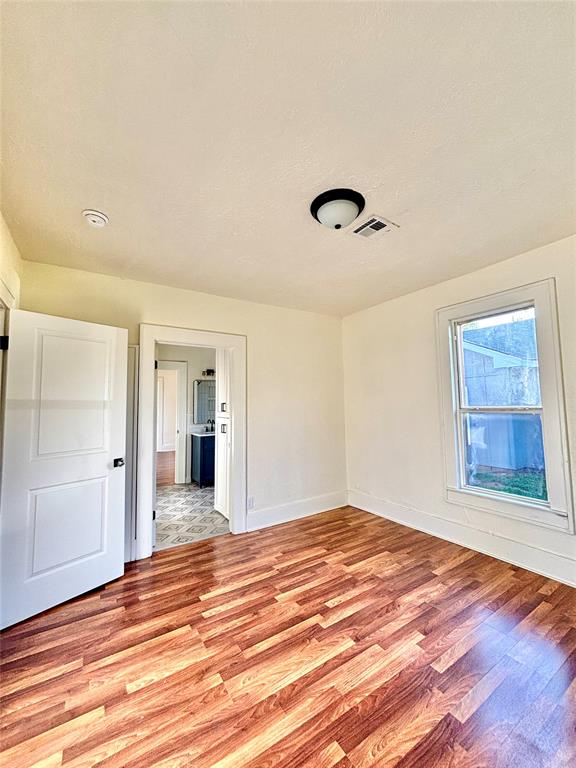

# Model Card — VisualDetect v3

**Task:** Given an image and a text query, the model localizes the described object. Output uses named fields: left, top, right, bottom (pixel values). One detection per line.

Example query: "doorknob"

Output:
left=113, top=457, right=125, bottom=468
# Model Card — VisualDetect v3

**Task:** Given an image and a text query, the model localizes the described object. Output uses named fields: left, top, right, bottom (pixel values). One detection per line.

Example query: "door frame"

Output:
left=156, top=360, right=187, bottom=483
left=0, top=294, right=12, bottom=502
left=137, top=324, right=247, bottom=559
left=0, top=275, right=18, bottom=486
left=0, top=275, right=17, bottom=311
left=0, top=275, right=16, bottom=413
left=125, top=345, right=139, bottom=563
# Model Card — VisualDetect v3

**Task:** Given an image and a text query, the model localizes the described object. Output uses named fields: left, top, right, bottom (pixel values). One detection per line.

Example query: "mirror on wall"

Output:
left=193, top=379, right=216, bottom=423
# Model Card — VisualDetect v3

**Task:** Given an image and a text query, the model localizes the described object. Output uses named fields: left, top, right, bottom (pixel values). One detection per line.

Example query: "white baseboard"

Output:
left=348, top=490, right=576, bottom=588
left=247, top=490, right=348, bottom=532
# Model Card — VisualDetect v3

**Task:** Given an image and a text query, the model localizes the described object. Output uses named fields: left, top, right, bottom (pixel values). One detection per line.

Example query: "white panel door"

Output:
left=215, top=348, right=230, bottom=418
left=156, top=369, right=178, bottom=452
left=214, top=421, right=230, bottom=519
left=157, top=361, right=187, bottom=483
left=0, top=310, right=128, bottom=629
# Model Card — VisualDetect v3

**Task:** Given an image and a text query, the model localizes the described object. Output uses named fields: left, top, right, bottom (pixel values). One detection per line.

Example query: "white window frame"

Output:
left=437, top=279, right=573, bottom=533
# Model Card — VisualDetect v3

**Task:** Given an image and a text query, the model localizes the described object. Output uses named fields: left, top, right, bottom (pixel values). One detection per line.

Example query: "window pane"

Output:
left=463, top=413, right=548, bottom=502
left=459, top=307, right=542, bottom=406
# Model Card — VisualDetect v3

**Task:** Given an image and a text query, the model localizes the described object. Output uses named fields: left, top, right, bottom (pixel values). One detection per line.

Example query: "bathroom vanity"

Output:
left=191, top=432, right=215, bottom=487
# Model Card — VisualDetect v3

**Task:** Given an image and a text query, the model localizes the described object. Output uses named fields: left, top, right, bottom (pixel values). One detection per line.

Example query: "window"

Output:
left=437, top=280, right=573, bottom=531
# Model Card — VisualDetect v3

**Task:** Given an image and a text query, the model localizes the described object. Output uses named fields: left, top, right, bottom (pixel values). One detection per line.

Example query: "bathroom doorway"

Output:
left=154, top=343, right=228, bottom=550
left=136, top=324, right=246, bottom=561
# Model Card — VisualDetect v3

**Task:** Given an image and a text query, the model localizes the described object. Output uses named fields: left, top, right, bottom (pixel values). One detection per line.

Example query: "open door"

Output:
left=157, top=360, right=187, bottom=484
left=0, top=310, right=128, bottom=628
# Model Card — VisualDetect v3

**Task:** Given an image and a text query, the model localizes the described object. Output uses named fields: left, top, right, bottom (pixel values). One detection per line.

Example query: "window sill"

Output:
left=446, top=486, right=572, bottom=533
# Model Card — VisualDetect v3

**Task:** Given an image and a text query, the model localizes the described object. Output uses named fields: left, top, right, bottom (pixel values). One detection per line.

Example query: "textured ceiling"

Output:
left=2, top=2, right=575, bottom=316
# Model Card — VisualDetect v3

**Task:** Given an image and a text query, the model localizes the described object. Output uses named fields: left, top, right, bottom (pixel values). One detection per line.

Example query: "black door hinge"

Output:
left=153, top=510, right=156, bottom=520
left=155, top=360, right=158, bottom=369
left=0, top=336, right=8, bottom=351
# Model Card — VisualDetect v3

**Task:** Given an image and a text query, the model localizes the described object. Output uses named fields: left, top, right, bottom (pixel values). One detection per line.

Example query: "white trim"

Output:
left=348, top=490, right=576, bottom=588
left=247, top=491, right=347, bottom=531
left=0, top=307, right=7, bottom=506
left=137, top=324, right=246, bottom=559
left=0, top=277, right=17, bottom=310
left=445, top=486, right=569, bottom=531
left=436, top=279, right=574, bottom=532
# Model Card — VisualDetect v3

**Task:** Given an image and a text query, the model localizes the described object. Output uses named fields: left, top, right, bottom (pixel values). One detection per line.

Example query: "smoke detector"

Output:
left=351, top=215, right=399, bottom=239
left=82, top=209, right=109, bottom=228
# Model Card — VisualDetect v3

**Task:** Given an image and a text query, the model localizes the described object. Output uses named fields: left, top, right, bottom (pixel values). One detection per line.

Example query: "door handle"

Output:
left=113, top=457, right=125, bottom=468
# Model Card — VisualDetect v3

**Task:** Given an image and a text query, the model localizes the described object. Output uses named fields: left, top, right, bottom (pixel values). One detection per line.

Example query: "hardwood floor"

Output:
left=156, top=450, right=176, bottom=486
left=1, top=506, right=575, bottom=767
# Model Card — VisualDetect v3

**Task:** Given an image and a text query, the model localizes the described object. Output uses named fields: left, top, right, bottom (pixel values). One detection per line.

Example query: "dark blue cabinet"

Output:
left=191, top=434, right=215, bottom=487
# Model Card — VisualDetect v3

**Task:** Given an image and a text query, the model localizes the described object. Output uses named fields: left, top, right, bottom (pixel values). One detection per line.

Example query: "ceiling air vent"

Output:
left=351, top=215, right=399, bottom=239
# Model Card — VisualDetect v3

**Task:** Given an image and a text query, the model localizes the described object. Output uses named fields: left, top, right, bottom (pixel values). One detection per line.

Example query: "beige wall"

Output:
left=14, top=225, right=576, bottom=579
left=343, top=235, right=576, bottom=584
left=21, top=260, right=347, bottom=521
left=0, top=213, right=23, bottom=306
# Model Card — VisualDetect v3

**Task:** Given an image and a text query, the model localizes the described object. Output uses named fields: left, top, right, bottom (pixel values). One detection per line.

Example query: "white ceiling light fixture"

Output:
left=310, top=188, right=365, bottom=230
left=82, top=209, right=109, bottom=228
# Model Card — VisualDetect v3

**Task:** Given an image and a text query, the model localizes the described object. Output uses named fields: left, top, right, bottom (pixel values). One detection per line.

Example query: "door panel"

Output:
left=36, top=333, right=109, bottom=455
left=30, top=477, right=106, bottom=574
left=0, top=310, right=127, bottom=629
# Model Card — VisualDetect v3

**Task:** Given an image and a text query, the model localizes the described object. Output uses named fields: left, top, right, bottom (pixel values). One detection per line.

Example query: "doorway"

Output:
left=137, top=324, right=247, bottom=560
left=154, top=344, right=228, bottom=550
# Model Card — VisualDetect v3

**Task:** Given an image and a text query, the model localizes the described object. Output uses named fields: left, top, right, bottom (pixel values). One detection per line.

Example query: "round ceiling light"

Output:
left=82, top=209, right=109, bottom=228
left=310, top=188, right=365, bottom=230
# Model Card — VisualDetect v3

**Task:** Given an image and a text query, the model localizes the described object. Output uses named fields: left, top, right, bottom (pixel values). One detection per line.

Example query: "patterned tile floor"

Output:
left=154, top=483, right=229, bottom=551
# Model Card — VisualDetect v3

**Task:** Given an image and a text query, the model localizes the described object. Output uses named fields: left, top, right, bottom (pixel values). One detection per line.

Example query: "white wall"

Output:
left=344, top=235, right=576, bottom=585
left=21, top=261, right=347, bottom=528
left=15, top=227, right=576, bottom=581
left=157, top=344, right=216, bottom=430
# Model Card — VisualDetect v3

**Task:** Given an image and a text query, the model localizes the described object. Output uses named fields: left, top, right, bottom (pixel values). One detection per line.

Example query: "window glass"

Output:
left=463, top=412, right=547, bottom=501
left=459, top=307, right=542, bottom=407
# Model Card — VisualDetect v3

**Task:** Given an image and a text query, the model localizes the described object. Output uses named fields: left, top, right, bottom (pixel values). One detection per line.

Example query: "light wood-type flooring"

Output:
left=156, top=450, right=176, bottom=486
left=1, top=506, right=575, bottom=767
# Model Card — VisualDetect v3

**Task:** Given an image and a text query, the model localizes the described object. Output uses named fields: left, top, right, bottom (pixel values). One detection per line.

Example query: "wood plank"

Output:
left=1, top=506, right=574, bottom=767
